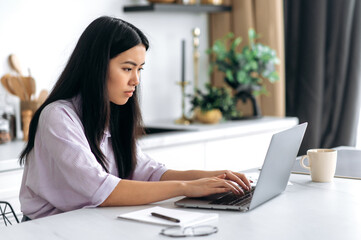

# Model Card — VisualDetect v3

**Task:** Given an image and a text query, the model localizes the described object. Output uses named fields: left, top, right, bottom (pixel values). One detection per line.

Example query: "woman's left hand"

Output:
left=216, top=170, right=252, bottom=192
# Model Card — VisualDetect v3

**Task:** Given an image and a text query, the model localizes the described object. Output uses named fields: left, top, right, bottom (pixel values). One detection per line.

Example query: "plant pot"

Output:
left=201, top=0, right=223, bottom=5
left=194, top=108, right=222, bottom=124
left=235, top=90, right=261, bottom=117
left=228, top=82, right=262, bottom=118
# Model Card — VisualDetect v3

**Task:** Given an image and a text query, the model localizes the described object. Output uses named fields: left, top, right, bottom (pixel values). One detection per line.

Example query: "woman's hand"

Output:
left=216, top=170, right=252, bottom=192
left=101, top=170, right=252, bottom=206
left=160, top=169, right=252, bottom=198
left=181, top=174, right=249, bottom=198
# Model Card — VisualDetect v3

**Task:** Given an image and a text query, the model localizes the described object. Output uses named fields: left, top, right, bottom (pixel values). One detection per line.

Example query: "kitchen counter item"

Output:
left=21, top=76, right=36, bottom=100
left=7, top=54, right=36, bottom=101
left=192, top=28, right=200, bottom=91
left=0, top=118, right=11, bottom=144
left=201, top=0, right=223, bottom=4
left=1, top=74, right=16, bottom=95
left=8, top=54, right=23, bottom=76
left=20, top=100, right=40, bottom=116
left=21, top=110, right=32, bottom=141
left=176, top=0, right=197, bottom=4
left=1, top=105, right=16, bottom=141
left=7, top=76, right=28, bottom=101
left=194, top=108, right=222, bottom=124
left=38, top=89, right=49, bottom=104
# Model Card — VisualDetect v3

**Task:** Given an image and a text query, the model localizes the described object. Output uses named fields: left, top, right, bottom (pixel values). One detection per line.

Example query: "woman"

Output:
left=19, top=16, right=251, bottom=220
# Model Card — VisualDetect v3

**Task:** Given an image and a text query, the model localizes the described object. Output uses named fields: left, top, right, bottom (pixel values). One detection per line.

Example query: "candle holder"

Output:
left=192, top=28, right=200, bottom=92
left=175, top=81, right=192, bottom=125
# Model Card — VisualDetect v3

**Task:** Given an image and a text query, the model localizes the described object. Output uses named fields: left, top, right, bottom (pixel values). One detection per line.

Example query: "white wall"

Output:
left=0, top=0, right=210, bottom=124
left=356, top=114, right=361, bottom=148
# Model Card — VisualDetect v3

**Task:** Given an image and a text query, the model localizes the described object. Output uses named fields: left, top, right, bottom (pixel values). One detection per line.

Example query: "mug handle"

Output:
left=300, top=155, right=311, bottom=170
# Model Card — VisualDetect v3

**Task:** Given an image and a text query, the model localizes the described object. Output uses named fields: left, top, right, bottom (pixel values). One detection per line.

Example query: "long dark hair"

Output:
left=19, top=16, right=149, bottom=179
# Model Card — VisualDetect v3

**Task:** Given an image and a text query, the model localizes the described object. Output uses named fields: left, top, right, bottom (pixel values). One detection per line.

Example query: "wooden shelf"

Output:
left=123, top=3, right=232, bottom=13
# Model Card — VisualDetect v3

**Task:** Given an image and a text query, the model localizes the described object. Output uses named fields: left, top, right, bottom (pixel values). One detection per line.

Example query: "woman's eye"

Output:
left=123, top=68, right=132, bottom=72
left=138, top=68, right=144, bottom=72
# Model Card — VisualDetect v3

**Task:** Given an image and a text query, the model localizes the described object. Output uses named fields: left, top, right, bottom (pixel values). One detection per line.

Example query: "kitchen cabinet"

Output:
left=144, top=142, right=205, bottom=170
left=204, top=131, right=273, bottom=170
left=144, top=131, right=273, bottom=171
left=141, top=117, right=298, bottom=171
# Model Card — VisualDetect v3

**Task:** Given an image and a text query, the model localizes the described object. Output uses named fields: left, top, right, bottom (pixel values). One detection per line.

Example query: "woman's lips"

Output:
left=124, top=91, right=134, bottom=97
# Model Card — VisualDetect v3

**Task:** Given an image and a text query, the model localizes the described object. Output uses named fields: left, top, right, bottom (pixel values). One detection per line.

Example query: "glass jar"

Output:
left=2, top=105, right=16, bottom=141
left=0, top=117, right=11, bottom=144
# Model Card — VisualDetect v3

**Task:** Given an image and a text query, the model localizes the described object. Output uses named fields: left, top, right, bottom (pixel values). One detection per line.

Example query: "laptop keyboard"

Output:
left=209, top=187, right=255, bottom=206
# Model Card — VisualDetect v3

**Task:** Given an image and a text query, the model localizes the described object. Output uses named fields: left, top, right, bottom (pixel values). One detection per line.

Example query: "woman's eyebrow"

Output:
left=121, top=61, right=145, bottom=66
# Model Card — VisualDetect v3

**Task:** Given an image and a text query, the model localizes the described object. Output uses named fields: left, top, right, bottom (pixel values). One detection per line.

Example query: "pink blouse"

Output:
left=19, top=96, right=168, bottom=219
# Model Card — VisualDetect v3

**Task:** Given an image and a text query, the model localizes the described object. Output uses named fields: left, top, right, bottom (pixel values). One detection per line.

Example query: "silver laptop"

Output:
left=175, top=122, right=308, bottom=212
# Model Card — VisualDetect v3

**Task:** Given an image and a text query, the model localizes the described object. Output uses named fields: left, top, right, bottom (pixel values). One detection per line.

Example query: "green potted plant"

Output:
left=207, top=29, right=279, bottom=117
left=189, top=83, right=240, bottom=124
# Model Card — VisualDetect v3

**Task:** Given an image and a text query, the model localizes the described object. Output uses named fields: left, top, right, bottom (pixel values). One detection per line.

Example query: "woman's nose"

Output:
left=130, top=71, right=140, bottom=86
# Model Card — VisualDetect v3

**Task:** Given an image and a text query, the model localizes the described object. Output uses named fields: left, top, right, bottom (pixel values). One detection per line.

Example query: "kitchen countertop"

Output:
left=0, top=116, right=298, bottom=172
left=141, top=116, right=298, bottom=148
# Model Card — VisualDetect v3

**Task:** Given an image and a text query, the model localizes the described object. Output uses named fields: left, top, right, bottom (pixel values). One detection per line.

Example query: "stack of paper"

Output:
left=118, top=206, right=218, bottom=227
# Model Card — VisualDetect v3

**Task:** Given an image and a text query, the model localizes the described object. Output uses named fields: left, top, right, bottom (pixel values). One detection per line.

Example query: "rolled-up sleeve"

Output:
left=32, top=103, right=120, bottom=211
left=130, top=146, right=168, bottom=181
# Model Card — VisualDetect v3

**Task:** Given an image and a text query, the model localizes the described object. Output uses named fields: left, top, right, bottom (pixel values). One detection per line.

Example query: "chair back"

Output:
left=0, top=201, right=19, bottom=226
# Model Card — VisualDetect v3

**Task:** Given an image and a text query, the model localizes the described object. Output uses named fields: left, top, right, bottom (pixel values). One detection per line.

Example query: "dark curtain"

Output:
left=285, top=0, right=361, bottom=154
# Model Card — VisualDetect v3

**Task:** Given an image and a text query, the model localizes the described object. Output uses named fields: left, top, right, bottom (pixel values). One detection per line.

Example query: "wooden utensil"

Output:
left=1, top=74, right=16, bottom=95
left=22, top=110, right=33, bottom=141
left=38, top=89, right=49, bottom=104
left=21, top=76, right=36, bottom=100
left=8, top=54, right=24, bottom=76
left=7, top=76, right=29, bottom=101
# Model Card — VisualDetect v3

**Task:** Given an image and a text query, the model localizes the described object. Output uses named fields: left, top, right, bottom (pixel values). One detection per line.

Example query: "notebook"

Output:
left=118, top=206, right=218, bottom=227
left=175, top=123, right=307, bottom=212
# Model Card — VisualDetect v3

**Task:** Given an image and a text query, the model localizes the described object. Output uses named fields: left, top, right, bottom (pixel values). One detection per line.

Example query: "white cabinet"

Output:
left=144, top=131, right=278, bottom=171
left=141, top=117, right=299, bottom=171
left=145, top=142, right=205, bottom=170
left=204, top=131, right=273, bottom=171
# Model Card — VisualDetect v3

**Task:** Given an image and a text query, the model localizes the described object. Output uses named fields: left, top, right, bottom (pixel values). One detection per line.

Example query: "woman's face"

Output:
left=107, top=44, right=146, bottom=105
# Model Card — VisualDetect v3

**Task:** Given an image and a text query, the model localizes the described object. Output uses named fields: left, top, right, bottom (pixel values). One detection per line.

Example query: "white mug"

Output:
left=300, top=149, right=337, bottom=182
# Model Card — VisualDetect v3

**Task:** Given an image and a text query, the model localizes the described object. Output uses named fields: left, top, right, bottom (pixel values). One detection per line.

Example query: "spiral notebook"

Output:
left=118, top=206, right=218, bottom=227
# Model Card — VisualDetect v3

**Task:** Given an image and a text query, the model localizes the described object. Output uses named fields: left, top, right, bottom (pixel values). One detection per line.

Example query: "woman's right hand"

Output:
left=181, top=176, right=245, bottom=198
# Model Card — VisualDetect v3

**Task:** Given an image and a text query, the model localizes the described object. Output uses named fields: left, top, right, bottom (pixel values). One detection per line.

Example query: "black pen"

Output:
left=151, top=212, right=180, bottom=223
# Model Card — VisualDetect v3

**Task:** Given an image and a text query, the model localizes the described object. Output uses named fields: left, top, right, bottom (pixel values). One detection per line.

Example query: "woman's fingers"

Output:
left=223, top=171, right=252, bottom=191
left=209, top=177, right=243, bottom=195
left=224, top=180, right=244, bottom=195
left=216, top=173, right=226, bottom=179
left=185, top=175, right=251, bottom=198
left=236, top=172, right=252, bottom=189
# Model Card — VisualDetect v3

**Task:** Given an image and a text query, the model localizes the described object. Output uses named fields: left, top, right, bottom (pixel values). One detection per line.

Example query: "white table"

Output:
left=2, top=173, right=361, bottom=240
